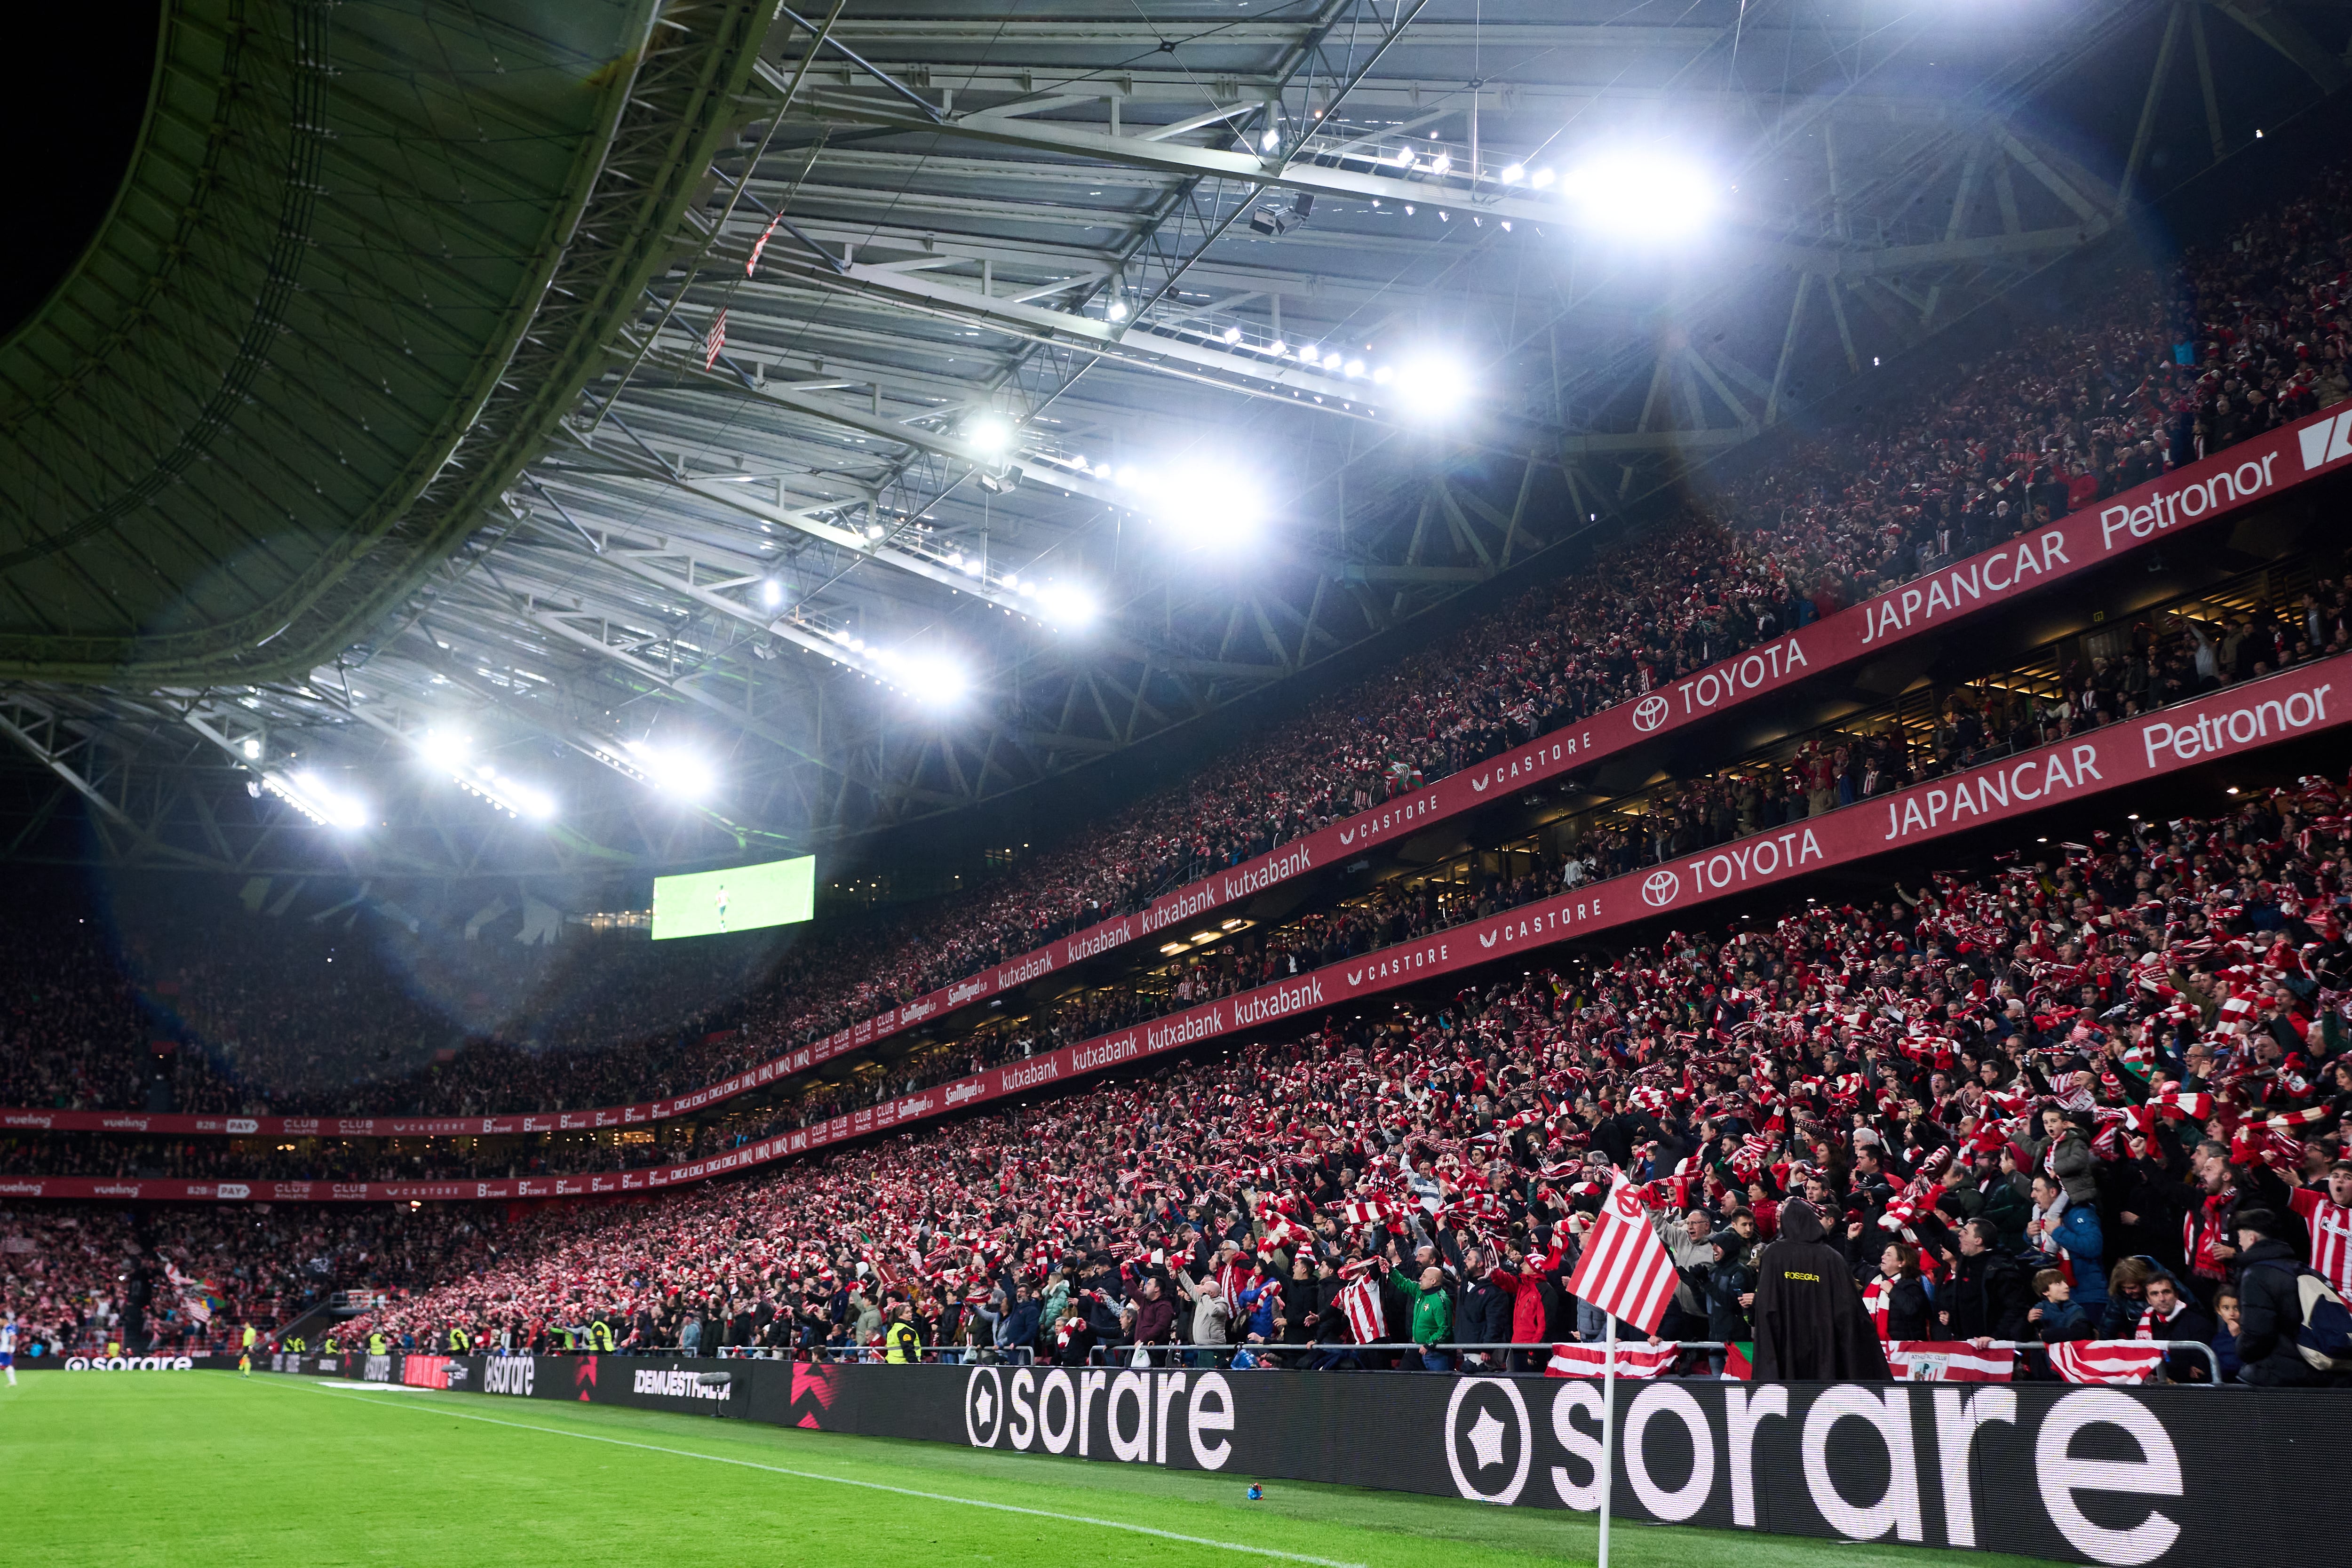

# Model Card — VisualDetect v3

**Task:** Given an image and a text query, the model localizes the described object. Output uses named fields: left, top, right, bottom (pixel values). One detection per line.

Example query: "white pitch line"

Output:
left=309, top=1386, right=1365, bottom=1568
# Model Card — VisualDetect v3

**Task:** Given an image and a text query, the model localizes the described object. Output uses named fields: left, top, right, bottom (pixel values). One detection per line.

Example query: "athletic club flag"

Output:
left=1545, top=1342, right=1677, bottom=1379
left=1885, top=1341, right=2017, bottom=1381
left=2047, top=1340, right=2167, bottom=1385
left=1564, top=1172, right=1677, bottom=1335
left=1336, top=1274, right=1385, bottom=1345
left=703, top=309, right=728, bottom=369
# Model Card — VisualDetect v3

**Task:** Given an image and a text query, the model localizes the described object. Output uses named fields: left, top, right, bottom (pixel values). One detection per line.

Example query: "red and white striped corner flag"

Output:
left=1564, top=1171, right=1677, bottom=1336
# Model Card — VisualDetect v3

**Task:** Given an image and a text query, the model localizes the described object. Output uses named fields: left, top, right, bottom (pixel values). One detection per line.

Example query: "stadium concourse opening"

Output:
left=7, top=6, right=2352, bottom=1568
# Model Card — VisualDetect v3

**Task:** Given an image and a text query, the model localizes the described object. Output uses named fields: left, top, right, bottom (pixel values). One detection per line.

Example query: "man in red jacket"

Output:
left=1485, top=1228, right=1568, bottom=1373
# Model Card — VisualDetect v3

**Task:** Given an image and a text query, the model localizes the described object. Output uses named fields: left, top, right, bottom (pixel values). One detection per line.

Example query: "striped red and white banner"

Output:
left=1563, top=1173, right=1678, bottom=1335
left=1885, top=1340, right=2017, bottom=1381
left=1544, top=1342, right=1679, bottom=1379
left=2048, top=1340, right=2168, bottom=1385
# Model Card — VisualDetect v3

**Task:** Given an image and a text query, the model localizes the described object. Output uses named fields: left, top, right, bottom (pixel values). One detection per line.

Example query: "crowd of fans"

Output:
left=0, top=1202, right=492, bottom=1357
left=5, top=167, right=2351, bottom=1128
left=0, top=1128, right=722, bottom=1184
left=325, top=778, right=2352, bottom=1387
left=766, top=549, right=2349, bottom=1136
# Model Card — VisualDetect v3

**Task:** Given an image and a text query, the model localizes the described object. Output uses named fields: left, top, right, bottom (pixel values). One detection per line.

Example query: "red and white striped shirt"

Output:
left=2289, top=1186, right=2352, bottom=1296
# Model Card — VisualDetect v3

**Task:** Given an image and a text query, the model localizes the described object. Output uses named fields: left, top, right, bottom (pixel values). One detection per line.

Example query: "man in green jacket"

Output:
left=1387, top=1256, right=1454, bottom=1371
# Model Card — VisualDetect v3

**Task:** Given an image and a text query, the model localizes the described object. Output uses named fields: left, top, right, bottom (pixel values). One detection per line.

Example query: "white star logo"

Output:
left=974, top=1385, right=994, bottom=1427
left=1465, top=1406, right=1509, bottom=1469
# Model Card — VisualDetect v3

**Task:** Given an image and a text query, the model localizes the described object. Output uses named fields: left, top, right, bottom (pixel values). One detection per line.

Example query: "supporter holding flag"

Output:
left=1329, top=1258, right=1385, bottom=1368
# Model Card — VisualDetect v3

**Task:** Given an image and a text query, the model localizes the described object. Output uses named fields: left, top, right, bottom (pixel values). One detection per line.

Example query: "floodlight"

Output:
left=418, top=729, right=469, bottom=769
left=1556, top=150, right=1716, bottom=239
left=1500, top=164, right=1525, bottom=184
left=1430, top=154, right=1452, bottom=175
left=628, top=740, right=713, bottom=801
left=761, top=579, right=784, bottom=608
left=895, top=652, right=970, bottom=707
left=287, top=772, right=368, bottom=830
left=1392, top=352, right=1472, bottom=419
left=1531, top=167, right=1555, bottom=189
left=1222, top=325, right=1242, bottom=344
left=473, top=764, right=557, bottom=821
left=967, top=414, right=1013, bottom=454
left=1035, top=581, right=1097, bottom=627
left=1106, top=296, right=1130, bottom=322
left=1145, top=462, right=1266, bottom=546
left=240, top=738, right=262, bottom=760
left=1344, top=358, right=1365, bottom=378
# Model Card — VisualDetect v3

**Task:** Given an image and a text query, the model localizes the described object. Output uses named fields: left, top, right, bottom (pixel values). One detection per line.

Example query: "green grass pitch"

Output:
left=3, top=1372, right=2060, bottom=1567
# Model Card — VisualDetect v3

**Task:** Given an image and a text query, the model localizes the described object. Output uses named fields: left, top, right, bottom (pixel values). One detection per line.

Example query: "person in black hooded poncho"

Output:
left=1753, top=1198, right=1890, bottom=1381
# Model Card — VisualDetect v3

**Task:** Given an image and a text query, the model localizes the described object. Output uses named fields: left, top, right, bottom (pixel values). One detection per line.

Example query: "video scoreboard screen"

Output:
left=650, top=855, right=815, bottom=939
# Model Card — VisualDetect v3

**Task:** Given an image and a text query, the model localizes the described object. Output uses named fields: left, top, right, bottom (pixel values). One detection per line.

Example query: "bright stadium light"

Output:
left=417, top=728, right=469, bottom=769
left=1390, top=351, right=1473, bottom=419
left=967, top=414, right=1013, bottom=455
left=464, top=762, right=557, bottom=821
left=1556, top=149, right=1716, bottom=240
left=904, top=653, right=969, bottom=706
left=761, top=578, right=784, bottom=608
left=240, top=737, right=262, bottom=760
left=627, top=740, right=713, bottom=801
left=1148, top=461, right=1267, bottom=546
left=870, top=647, right=970, bottom=707
left=1034, top=581, right=1098, bottom=627
left=270, top=771, right=368, bottom=830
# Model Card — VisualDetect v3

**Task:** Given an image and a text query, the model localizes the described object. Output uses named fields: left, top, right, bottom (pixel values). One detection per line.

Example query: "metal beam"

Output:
left=2210, top=0, right=2346, bottom=93
left=785, top=70, right=2113, bottom=287
left=2119, top=3, right=2186, bottom=206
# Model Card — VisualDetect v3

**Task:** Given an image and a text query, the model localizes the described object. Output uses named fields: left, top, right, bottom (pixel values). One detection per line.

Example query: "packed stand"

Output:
left=338, top=776, right=2352, bottom=1387
left=777, top=561, right=2351, bottom=1131
left=8, top=170, right=2352, bottom=1129
left=0, top=1202, right=493, bottom=1359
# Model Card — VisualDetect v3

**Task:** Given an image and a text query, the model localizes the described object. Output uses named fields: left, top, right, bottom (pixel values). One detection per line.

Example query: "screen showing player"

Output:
left=650, top=855, right=815, bottom=939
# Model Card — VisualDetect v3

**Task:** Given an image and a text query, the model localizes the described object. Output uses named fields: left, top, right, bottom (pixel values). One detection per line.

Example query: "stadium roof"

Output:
left=0, top=0, right=2341, bottom=881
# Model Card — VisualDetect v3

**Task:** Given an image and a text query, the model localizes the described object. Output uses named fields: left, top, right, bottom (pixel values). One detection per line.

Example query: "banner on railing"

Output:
left=1886, top=1342, right=2017, bottom=1382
